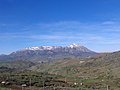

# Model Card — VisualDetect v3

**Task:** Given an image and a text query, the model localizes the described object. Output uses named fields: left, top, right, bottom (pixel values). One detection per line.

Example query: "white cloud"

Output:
left=1, top=21, right=120, bottom=46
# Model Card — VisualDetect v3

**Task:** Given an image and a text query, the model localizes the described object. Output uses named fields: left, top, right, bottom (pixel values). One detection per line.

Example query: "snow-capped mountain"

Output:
left=0, top=44, right=98, bottom=62
left=20, top=44, right=91, bottom=52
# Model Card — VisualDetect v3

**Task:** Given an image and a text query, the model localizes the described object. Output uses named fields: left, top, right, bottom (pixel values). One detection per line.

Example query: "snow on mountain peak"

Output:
left=69, top=43, right=81, bottom=48
left=23, top=46, right=55, bottom=51
left=26, top=47, right=40, bottom=50
left=19, top=43, right=92, bottom=52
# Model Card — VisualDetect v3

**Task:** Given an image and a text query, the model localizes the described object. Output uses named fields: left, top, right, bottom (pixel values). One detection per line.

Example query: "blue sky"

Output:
left=1, top=0, right=120, bottom=54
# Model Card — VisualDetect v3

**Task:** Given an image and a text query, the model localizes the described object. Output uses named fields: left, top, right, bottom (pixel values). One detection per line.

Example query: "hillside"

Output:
left=27, top=51, right=120, bottom=89
left=30, top=51, right=120, bottom=79
left=0, top=60, right=36, bottom=71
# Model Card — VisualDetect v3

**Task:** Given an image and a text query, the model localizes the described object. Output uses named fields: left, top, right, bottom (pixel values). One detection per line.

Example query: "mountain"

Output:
left=0, top=44, right=98, bottom=62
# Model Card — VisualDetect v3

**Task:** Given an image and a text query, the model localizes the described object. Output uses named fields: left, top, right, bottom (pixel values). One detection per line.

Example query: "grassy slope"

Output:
left=30, top=52, right=120, bottom=78
left=29, top=51, right=120, bottom=89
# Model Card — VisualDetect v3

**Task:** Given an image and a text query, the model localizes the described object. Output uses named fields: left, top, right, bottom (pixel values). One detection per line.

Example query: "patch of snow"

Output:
left=69, top=43, right=81, bottom=48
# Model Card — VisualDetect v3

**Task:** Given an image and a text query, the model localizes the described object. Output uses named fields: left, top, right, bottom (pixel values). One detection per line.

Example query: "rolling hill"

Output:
left=30, top=51, right=120, bottom=79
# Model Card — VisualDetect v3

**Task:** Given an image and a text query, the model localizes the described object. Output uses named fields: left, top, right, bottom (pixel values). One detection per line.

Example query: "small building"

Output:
left=1, top=81, right=6, bottom=84
left=21, top=84, right=27, bottom=87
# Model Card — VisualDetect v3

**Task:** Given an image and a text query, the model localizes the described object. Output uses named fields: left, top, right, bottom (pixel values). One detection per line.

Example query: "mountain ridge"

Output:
left=0, top=44, right=98, bottom=62
left=17, top=44, right=92, bottom=52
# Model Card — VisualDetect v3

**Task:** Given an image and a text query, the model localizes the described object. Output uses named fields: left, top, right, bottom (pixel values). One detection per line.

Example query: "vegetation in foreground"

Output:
left=0, top=69, right=120, bottom=90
